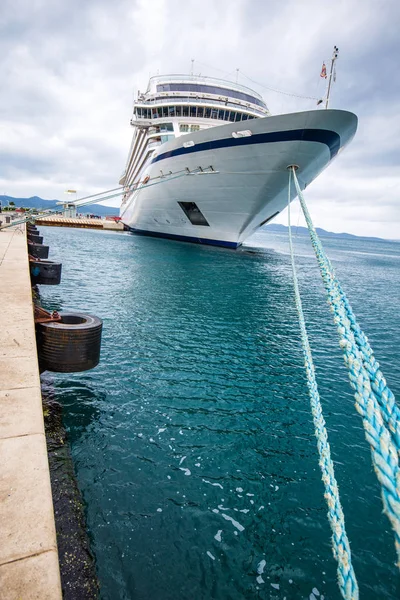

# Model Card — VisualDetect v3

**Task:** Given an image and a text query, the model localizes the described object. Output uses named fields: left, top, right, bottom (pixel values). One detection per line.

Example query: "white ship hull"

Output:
left=120, top=109, right=357, bottom=248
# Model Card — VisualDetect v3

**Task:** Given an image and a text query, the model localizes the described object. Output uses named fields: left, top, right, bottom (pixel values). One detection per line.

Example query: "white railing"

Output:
left=148, top=74, right=264, bottom=100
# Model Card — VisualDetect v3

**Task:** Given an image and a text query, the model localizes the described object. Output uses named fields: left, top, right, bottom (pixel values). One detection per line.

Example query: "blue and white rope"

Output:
left=291, top=167, right=400, bottom=568
left=287, top=172, right=359, bottom=599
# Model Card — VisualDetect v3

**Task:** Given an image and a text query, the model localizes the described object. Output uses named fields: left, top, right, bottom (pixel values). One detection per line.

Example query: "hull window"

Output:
left=178, top=202, right=210, bottom=226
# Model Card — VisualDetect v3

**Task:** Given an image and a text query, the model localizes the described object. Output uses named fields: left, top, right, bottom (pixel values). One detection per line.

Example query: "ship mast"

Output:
left=325, top=46, right=339, bottom=109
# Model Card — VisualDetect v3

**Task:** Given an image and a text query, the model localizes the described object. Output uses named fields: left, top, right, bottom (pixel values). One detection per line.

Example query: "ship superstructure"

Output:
left=119, top=73, right=357, bottom=247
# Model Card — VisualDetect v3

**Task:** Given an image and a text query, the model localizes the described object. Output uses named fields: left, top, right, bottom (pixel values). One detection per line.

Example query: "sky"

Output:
left=0, top=0, right=399, bottom=238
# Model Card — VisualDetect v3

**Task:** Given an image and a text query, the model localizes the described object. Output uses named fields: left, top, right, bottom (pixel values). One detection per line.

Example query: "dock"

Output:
left=35, top=216, right=125, bottom=231
left=0, top=224, right=62, bottom=598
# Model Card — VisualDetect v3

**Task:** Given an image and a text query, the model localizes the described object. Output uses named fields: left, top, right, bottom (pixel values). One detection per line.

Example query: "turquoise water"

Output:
left=40, top=226, right=400, bottom=599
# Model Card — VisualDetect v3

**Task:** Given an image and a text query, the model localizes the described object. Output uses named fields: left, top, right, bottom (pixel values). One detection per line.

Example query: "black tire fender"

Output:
left=30, top=260, right=62, bottom=285
left=28, top=242, right=49, bottom=259
left=28, top=234, right=43, bottom=244
left=36, top=312, right=103, bottom=373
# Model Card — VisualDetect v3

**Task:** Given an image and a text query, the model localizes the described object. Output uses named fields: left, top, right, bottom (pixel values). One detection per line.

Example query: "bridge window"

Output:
left=176, top=106, right=182, bottom=117
left=197, top=107, right=204, bottom=118
left=179, top=124, right=200, bottom=132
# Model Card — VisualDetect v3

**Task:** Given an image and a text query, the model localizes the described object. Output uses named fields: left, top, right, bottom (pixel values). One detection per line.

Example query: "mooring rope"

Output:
left=0, top=167, right=206, bottom=231
left=291, top=167, right=400, bottom=568
left=287, top=172, right=359, bottom=600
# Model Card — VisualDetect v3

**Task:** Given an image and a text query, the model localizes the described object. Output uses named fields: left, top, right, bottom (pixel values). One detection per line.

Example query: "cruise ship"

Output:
left=119, top=74, right=357, bottom=248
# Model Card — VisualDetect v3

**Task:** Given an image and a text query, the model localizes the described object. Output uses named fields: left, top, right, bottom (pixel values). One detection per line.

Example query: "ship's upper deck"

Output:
left=133, top=74, right=270, bottom=122
left=122, top=75, right=270, bottom=187
left=146, top=74, right=267, bottom=108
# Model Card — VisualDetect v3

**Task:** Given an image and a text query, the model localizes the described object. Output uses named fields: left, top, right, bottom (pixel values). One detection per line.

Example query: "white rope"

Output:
left=287, top=170, right=358, bottom=599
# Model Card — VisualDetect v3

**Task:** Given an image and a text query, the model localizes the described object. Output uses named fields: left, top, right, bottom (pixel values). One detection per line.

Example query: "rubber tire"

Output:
left=28, top=242, right=49, bottom=259
left=30, top=260, right=62, bottom=285
left=36, top=312, right=103, bottom=373
left=28, top=234, right=43, bottom=244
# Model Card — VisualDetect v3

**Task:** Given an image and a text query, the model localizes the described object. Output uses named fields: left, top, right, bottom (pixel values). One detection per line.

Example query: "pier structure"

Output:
left=0, top=223, right=62, bottom=598
left=62, top=204, right=77, bottom=219
left=36, top=215, right=125, bottom=230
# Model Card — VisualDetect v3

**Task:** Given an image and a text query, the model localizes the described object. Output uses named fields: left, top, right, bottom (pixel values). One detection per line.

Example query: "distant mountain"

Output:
left=263, top=223, right=387, bottom=242
left=0, top=195, right=119, bottom=217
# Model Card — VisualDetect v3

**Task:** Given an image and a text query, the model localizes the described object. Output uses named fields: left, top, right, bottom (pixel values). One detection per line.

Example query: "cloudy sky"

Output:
left=1, top=0, right=399, bottom=238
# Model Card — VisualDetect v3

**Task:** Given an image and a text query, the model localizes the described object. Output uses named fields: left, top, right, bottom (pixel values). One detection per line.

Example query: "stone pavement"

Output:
left=0, top=224, right=62, bottom=599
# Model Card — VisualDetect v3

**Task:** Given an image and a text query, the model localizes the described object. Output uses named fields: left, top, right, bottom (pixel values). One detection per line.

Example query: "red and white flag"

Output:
left=320, top=62, right=327, bottom=79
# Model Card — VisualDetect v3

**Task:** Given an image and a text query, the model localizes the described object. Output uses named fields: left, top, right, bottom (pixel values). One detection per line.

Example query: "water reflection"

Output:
left=41, top=377, right=103, bottom=445
left=37, top=227, right=400, bottom=600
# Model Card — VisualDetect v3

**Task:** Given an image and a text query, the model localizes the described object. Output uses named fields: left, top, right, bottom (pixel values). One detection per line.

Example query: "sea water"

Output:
left=40, top=226, right=400, bottom=599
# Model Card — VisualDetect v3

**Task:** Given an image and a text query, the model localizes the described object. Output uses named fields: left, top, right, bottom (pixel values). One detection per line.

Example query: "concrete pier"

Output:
left=0, top=224, right=62, bottom=598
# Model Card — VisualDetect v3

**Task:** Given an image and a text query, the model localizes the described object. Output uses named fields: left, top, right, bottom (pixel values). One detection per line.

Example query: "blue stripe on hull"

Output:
left=126, top=226, right=240, bottom=248
left=151, top=128, right=341, bottom=165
